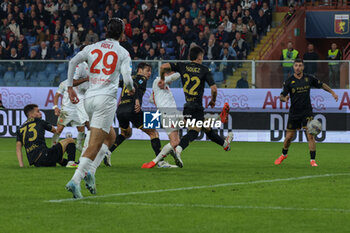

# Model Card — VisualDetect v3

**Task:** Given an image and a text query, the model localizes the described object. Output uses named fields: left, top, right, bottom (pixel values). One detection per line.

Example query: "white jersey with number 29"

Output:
left=67, top=39, right=133, bottom=99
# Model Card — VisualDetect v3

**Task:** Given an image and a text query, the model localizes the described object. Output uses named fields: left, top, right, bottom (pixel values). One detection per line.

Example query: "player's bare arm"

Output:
left=53, top=92, right=61, bottom=116
left=209, top=84, right=217, bottom=108
left=16, top=141, right=24, bottom=167
left=73, top=77, right=89, bottom=87
left=321, top=83, right=338, bottom=101
left=50, top=126, right=57, bottom=134
left=134, top=98, right=141, bottom=113
left=280, top=94, right=290, bottom=102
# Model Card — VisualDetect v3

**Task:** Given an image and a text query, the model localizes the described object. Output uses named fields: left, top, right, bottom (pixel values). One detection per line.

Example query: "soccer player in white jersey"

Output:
left=65, top=18, right=134, bottom=199
left=52, top=80, right=85, bottom=151
left=142, top=68, right=232, bottom=169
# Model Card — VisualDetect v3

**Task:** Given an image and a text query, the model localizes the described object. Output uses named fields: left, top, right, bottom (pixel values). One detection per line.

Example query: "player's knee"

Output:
left=170, top=138, right=179, bottom=148
left=121, top=128, right=132, bottom=138
left=148, top=130, right=159, bottom=139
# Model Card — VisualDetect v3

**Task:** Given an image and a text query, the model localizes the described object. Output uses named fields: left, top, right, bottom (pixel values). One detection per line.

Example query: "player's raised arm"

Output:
left=67, top=51, right=87, bottom=103
left=120, top=55, right=134, bottom=93
left=322, top=83, right=338, bottom=101
left=53, top=92, right=61, bottom=116
left=73, top=78, right=89, bottom=87
left=16, top=141, right=24, bottom=168
left=164, top=72, right=181, bottom=84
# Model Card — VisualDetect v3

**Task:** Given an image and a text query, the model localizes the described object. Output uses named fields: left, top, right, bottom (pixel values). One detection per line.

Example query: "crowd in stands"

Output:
left=0, top=0, right=273, bottom=61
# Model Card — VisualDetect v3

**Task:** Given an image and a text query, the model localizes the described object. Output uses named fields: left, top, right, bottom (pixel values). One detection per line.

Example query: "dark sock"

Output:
left=282, top=148, right=288, bottom=156
left=310, top=151, right=316, bottom=160
left=205, top=129, right=224, bottom=146
left=151, top=138, right=161, bottom=156
left=109, top=134, right=126, bottom=152
left=66, top=143, right=76, bottom=161
left=179, top=130, right=199, bottom=150
left=59, top=158, right=68, bottom=166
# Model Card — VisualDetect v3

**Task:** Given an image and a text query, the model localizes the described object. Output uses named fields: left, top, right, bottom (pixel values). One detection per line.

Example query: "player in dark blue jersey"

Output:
left=16, top=104, right=77, bottom=168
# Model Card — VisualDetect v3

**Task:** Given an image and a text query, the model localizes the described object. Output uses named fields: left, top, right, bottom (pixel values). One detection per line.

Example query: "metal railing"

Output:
left=0, top=60, right=349, bottom=89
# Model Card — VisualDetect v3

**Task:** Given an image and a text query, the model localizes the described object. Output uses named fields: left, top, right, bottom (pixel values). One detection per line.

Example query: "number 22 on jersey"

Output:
left=183, top=73, right=200, bottom=95
left=90, top=49, right=118, bottom=75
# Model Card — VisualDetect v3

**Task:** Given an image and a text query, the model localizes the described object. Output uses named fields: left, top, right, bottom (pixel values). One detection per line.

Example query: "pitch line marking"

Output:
left=79, top=201, right=350, bottom=213
left=46, top=173, right=350, bottom=203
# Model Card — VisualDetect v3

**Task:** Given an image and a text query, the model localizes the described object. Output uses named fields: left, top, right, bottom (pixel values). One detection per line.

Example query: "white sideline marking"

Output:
left=79, top=201, right=350, bottom=213
left=46, top=173, right=350, bottom=203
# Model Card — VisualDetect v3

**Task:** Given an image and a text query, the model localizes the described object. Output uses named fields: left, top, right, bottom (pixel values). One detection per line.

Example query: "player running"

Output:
left=16, top=104, right=77, bottom=168
left=275, top=58, right=338, bottom=167
left=52, top=80, right=85, bottom=151
left=65, top=18, right=134, bottom=199
left=142, top=68, right=231, bottom=169
left=104, top=63, right=175, bottom=168
left=153, top=46, right=233, bottom=168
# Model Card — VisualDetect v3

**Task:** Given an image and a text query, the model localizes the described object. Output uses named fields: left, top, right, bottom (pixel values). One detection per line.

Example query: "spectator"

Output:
left=142, top=41, right=152, bottom=56
left=38, top=41, right=51, bottom=59
left=281, top=41, right=299, bottom=81
left=9, top=47, right=18, bottom=59
left=140, top=32, right=152, bottom=49
left=51, top=40, right=65, bottom=60
left=155, top=18, right=168, bottom=35
left=37, top=3, right=50, bottom=25
left=222, top=16, right=233, bottom=33
left=256, top=9, right=268, bottom=39
left=286, top=5, right=295, bottom=21
left=68, top=25, right=79, bottom=48
left=197, top=31, right=208, bottom=50
left=248, top=20, right=257, bottom=46
left=236, top=71, right=249, bottom=88
left=29, top=49, right=38, bottom=59
left=9, top=19, right=20, bottom=39
left=146, top=48, right=157, bottom=60
left=236, top=17, right=244, bottom=32
left=183, top=25, right=197, bottom=46
left=241, top=0, right=252, bottom=10
left=231, top=32, right=247, bottom=60
left=192, top=18, right=201, bottom=34
left=230, top=10, right=239, bottom=24
left=242, top=10, right=252, bottom=25
left=242, top=24, right=253, bottom=53
left=131, top=42, right=144, bottom=60
left=35, top=27, right=46, bottom=45
left=17, top=43, right=27, bottom=59
left=207, top=11, right=218, bottom=29
left=85, top=29, right=98, bottom=44
left=215, top=24, right=229, bottom=45
left=132, top=27, right=143, bottom=45
left=261, top=2, right=272, bottom=31
left=176, top=38, right=188, bottom=60
left=0, top=45, right=6, bottom=59
left=205, top=34, right=220, bottom=60
left=68, top=0, right=78, bottom=15
left=220, top=47, right=236, bottom=81
left=303, top=43, right=319, bottom=76
left=45, top=0, right=55, bottom=14
left=18, top=34, right=29, bottom=52
left=203, top=25, right=211, bottom=40
left=158, top=47, right=170, bottom=60
left=327, top=43, right=342, bottom=88
left=61, top=37, right=72, bottom=57
left=190, top=2, right=199, bottom=19
left=249, top=2, right=259, bottom=21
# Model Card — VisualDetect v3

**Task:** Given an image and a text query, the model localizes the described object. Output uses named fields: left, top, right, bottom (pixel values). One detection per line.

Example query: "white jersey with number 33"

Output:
left=69, top=39, right=132, bottom=99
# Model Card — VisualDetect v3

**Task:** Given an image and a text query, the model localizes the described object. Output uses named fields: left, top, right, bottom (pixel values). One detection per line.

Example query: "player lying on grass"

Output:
left=52, top=80, right=86, bottom=151
left=142, top=68, right=231, bottom=169
left=16, top=104, right=77, bottom=168
left=149, top=46, right=233, bottom=168
left=104, top=63, right=177, bottom=168
left=65, top=18, right=135, bottom=198
left=275, top=58, right=338, bottom=167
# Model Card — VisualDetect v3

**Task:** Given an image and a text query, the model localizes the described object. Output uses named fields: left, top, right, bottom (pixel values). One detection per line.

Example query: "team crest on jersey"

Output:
left=334, top=14, right=349, bottom=34
left=291, top=81, right=295, bottom=84
left=138, top=79, right=144, bottom=85
left=292, top=88, right=296, bottom=94
left=143, top=110, right=161, bottom=129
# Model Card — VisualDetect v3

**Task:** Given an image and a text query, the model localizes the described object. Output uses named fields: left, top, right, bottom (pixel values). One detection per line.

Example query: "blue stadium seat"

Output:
left=48, top=73, right=57, bottom=82
left=213, top=72, right=224, bottom=83
left=57, top=63, right=68, bottom=73
left=38, top=71, right=47, bottom=81
left=59, top=72, right=67, bottom=82
left=15, top=71, right=25, bottom=81
left=28, top=81, right=39, bottom=87
left=6, top=80, right=17, bottom=86
left=0, top=79, right=5, bottom=86
left=4, top=71, right=14, bottom=81
left=45, top=63, right=57, bottom=74
left=166, top=47, right=174, bottom=55
left=39, top=81, right=52, bottom=86
left=17, top=80, right=28, bottom=87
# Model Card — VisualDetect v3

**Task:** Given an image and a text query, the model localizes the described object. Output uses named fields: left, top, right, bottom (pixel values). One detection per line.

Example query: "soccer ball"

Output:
left=307, top=119, right=322, bottom=136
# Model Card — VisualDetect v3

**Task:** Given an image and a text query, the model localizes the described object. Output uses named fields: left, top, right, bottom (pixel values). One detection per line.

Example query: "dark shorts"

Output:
left=117, top=111, right=144, bottom=129
left=34, top=143, right=63, bottom=167
left=183, top=103, right=204, bottom=122
left=287, top=114, right=314, bottom=130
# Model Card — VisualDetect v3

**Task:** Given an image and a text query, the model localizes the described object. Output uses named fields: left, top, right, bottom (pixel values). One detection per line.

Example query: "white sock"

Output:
left=90, top=144, right=109, bottom=175
left=80, top=131, right=90, bottom=160
left=52, top=133, right=60, bottom=146
left=77, top=132, right=85, bottom=148
left=72, top=157, right=92, bottom=185
left=175, top=145, right=183, bottom=154
left=153, top=143, right=173, bottom=163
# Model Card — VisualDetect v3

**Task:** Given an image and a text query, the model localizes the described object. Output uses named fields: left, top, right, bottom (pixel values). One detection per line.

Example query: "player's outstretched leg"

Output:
left=105, top=127, right=130, bottom=166
left=220, top=102, right=230, bottom=123
left=204, top=128, right=233, bottom=151
left=275, top=130, right=295, bottom=165
left=142, top=143, right=174, bottom=168
left=76, top=126, right=85, bottom=151
left=173, top=129, right=200, bottom=168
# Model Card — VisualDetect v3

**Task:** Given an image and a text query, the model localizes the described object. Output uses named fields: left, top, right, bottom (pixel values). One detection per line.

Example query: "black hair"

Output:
left=137, top=62, right=152, bottom=71
left=189, top=45, right=204, bottom=61
left=106, top=17, right=125, bottom=40
left=294, top=58, right=304, bottom=64
left=24, top=104, right=38, bottom=117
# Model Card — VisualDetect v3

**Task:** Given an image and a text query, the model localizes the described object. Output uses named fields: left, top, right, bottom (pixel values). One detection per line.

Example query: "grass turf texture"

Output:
left=0, top=138, right=349, bottom=233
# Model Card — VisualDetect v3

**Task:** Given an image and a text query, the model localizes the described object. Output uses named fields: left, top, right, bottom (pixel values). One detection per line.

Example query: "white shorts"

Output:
left=75, top=99, right=89, bottom=125
left=57, top=109, right=83, bottom=127
left=161, top=109, right=182, bottom=136
left=84, top=95, right=117, bottom=133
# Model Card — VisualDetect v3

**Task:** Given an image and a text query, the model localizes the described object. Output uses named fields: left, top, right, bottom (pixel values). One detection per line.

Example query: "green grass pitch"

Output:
left=1, top=138, right=350, bottom=233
